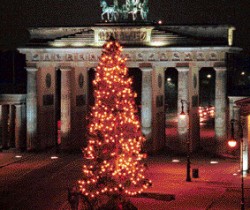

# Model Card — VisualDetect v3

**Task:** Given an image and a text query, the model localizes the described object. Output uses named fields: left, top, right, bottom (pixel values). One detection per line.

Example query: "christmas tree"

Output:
left=78, top=37, right=151, bottom=202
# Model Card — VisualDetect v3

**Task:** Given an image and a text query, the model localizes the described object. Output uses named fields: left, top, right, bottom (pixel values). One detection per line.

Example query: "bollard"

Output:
left=192, top=168, right=199, bottom=178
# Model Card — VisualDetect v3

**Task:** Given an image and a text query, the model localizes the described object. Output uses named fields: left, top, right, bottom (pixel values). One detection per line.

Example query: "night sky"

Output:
left=0, top=0, right=250, bottom=53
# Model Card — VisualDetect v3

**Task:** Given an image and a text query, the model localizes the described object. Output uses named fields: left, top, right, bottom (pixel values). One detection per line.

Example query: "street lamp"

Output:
left=180, top=99, right=191, bottom=182
left=228, top=119, right=245, bottom=210
left=228, top=119, right=237, bottom=148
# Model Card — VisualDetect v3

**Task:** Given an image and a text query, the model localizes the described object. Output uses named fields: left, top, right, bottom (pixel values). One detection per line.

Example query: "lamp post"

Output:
left=228, top=119, right=244, bottom=210
left=180, top=99, right=191, bottom=182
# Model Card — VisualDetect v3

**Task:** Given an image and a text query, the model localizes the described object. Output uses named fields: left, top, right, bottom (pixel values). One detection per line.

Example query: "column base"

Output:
left=177, top=132, right=188, bottom=154
left=142, top=127, right=152, bottom=140
left=141, top=127, right=153, bottom=154
left=215, top=139, right=228, bottom=156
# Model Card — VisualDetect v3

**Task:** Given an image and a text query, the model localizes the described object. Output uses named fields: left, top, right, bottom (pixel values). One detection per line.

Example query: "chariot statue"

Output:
left=100, top=0, right=149, bottom=22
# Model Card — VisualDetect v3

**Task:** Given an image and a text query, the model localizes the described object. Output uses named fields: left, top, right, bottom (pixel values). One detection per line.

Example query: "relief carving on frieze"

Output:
left=209, top=52, right=218, bottom=61
left=78, top=54, right=85, bottom=61
left=89, top=54, right=97, bottom=61
left=196, top=52, right=205, bottom=61
left=55, top=54, right=63, bottom=61
left=28, top=49, right=225, bottom=63
left=123, top=53, right=133, bottom=61
left=43, top=53, right=51, bottom=61
left=172, top=52, right=180, bottom=61
left=136, top=52, right=145, bottom=61
left=148, top=53, right=157, bottom=61
left=159, top=53, right=168, bottom=61
left=32, top=53, right=40, bottom=61
left=66, top=54, right=74, bottom=61
left=184, top=52, right=192, bottom=61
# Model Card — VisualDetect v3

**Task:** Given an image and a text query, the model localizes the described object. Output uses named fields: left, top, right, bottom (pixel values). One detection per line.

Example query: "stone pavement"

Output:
left=0, top=149, right=250, bottom=210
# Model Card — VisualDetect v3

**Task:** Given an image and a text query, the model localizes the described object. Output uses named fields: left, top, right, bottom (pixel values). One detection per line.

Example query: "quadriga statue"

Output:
left=100, top=0, right=149, bottom=22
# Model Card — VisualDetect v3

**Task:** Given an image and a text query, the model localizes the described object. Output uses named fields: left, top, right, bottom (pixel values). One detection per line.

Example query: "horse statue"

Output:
left=127, top=0, right=140, bottom=21
left=138, top=0, right=149, bottom=21
left=100, top=0, right=119, bottom=22
left=119, top=4, right=129, bottom=20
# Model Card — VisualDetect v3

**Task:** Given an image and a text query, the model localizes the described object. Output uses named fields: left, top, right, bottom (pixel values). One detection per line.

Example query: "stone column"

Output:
left=214, top=67, right=227, bottom=153
left=60, top=67, right=71, bottom=150
left=26, top=67, right=38, bottom=151
left=15, top=104, right=26, bottom=151
left=0, top=105, right=1, bottom=149
left=1, top=105, right=9, bottom=149
left=229, top=98, right=235, bottom=123
left=141, top=67, right=152, bottom=141
left=9, top=105, right=16, bottom=148
left=177, top=67, right=189, bottom=150
left=238, top=115, right=249, bottom=176
left=241, top=116, right=248, bottom=176
left=233, top=106, right=241, bottom=140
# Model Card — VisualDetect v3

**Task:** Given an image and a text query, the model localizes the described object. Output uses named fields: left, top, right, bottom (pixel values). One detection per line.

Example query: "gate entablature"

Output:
left=26, top=24, right=235, bottom=48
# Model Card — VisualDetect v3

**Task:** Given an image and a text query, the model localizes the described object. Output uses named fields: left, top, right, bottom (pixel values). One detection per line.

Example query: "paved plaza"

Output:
left=0, top=148, right=249, bottom=210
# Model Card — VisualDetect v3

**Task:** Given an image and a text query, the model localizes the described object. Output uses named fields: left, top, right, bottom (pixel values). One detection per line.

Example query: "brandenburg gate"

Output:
left=15, top=0, right=241, bottom=154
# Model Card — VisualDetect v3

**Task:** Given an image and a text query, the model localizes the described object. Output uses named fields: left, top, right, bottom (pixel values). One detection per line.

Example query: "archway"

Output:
left=87, top=68, right=96, bottom=108
left=165, top=68, right=178, bottom=151
left=87, top=67, right=142, bottom=110
left=199, top=67, right=215, bottom=152
left=128, top=68, right=142, bottom=116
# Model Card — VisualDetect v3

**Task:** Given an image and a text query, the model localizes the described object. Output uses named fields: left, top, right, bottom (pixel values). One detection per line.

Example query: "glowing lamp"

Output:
left=179, top=112, right=186, bottom=119
left=228, top=139, right=237, bottom=148
left=180, top=99, right=188, bottom=120
left=228, top=119, right=237, bottom=148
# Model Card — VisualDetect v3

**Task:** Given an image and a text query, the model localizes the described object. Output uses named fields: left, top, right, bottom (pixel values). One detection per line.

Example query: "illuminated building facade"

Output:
left=0, top=1, right=243, bottom=154
left=5, top=22, right=237, bottom=154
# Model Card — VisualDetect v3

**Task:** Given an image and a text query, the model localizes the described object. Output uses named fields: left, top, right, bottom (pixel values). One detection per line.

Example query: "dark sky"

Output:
left=0, top=0, right=250, bottom=53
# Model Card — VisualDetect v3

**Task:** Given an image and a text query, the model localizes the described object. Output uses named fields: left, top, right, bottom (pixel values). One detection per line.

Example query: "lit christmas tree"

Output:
left=78, top=37, right=151, bottom=204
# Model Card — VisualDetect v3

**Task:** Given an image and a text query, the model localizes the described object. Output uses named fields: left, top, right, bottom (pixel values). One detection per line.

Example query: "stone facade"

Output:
left=0, top=95, right=26, bottom=151
left=234, top=98, right=250, bottom=175
left=8, top=23, right=241, bottom=154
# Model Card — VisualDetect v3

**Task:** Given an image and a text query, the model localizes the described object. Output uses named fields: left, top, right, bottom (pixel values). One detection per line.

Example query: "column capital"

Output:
left=233, top=105, right=240, bottom=111
left=176, top=66, right=189, bottom=72
left=60, top=66, right=72, bottom=72
left=140, top=67, right=152, bottom=72
left=36, top=62, right=57, bottom=68
left=214, top=67, right=227, bottom=72
left=26, top=67, right=38, bottom=72
left=15, top=104, right=25, bottom=108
